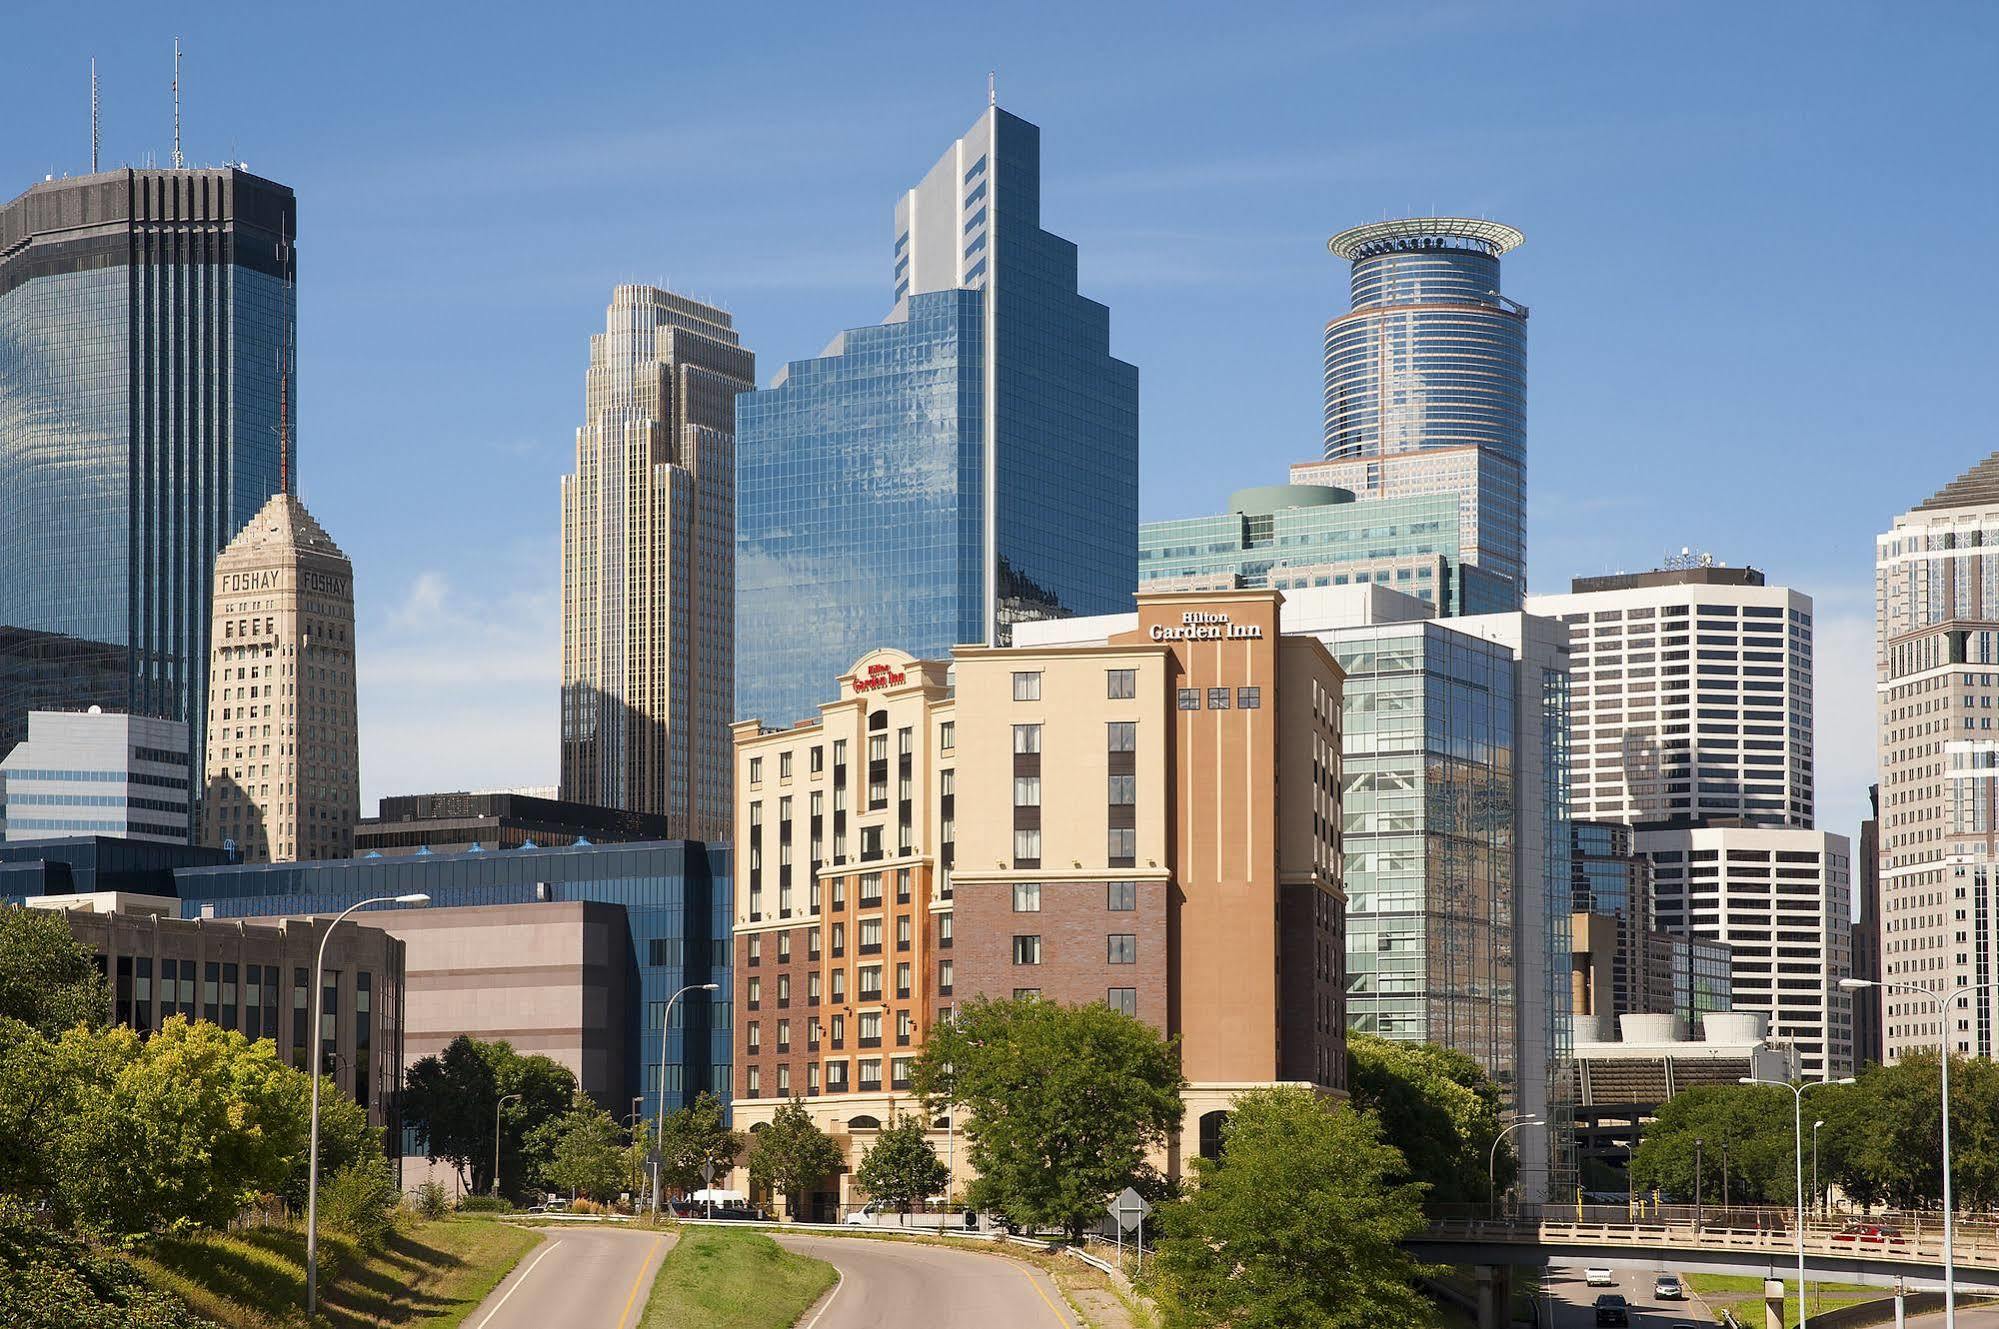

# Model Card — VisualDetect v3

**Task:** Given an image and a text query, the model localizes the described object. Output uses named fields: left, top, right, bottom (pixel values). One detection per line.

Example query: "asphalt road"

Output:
left=1543, top=1259, right=1705, bottom=1329
left=467, top=1225, right=674, bottom=1329
left=774, top=1233, right=1080, bottom=1329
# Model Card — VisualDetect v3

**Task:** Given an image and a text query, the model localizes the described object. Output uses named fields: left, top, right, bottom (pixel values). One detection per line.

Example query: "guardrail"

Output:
left=1421, top=1218, right=1999, bottom=1270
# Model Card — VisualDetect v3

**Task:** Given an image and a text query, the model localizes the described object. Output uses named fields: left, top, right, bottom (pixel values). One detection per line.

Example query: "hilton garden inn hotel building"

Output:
left=727, top=590, right=1347, bottom=1220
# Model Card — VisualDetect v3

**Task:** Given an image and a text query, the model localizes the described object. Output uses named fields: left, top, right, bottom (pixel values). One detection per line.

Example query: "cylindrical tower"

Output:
left=1323, top=217, right=1526, bottom=463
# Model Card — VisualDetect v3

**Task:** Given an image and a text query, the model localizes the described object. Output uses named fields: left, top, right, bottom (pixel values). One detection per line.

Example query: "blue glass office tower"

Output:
left=0, top=168, right=293, bottom=792
left=1310, top=218, right=1527, bottom=605
left=736, top=106, right=1139, bottom=726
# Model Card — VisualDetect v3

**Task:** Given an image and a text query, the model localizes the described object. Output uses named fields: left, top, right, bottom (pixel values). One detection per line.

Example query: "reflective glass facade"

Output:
left=171, top=840, right=732, bottom=1119
left=736, top=108, right=1137, bottom=728
left=0, top=169, right=294, bottom=805
left=1321, top=222, right=1526, bottom=602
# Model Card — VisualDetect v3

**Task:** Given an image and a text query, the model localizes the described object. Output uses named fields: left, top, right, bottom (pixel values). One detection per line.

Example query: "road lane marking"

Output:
left=797, top=1267, right=845, bottom=1329
left=472, top=1237, right=563, bottom=1329
left=1017, top=1263, right=1073, bottom=1327
left=616, top=1235, right=667, bottom=1329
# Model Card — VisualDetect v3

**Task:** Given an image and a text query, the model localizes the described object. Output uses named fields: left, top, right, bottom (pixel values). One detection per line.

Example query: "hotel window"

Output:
left=1108, top=881, right=1137, bottom=911
left=745, top=1065, right=761, bottom=1097
left=891, top=1056, right=914, bottom=1090
left=832, top=922, right=846, bottom=956
left=808, top=1064, right=821, bottom=1094
left=1013, top=775, right=1041, bottom=807
left=831, top=1013, right=845, bottom=1045
left=1013, top=882, right=1041, bottom=912
left=859, top=1059, right=882, bottom=1090
left=859, top=965, right=882, bottom=999
left=896, top=869, right=911, bottom=903
left=1108, top=827, right=1137, bottom=864
left=749, top=756, right=763, bottom=785
left=777, top=932, right=791, bottom=963
left=1208, top=688, right=1231, bottom=710
left=859, top=918, right=883, bottom=951
left=747, top=977, right=761, bottom=1009
left=896, top=915, right=912, bottom=949
left=1108, top=774, right=1136, bottom=805
left=859, top=1012, right=882, bottom=1045
left=1013, top=935, right=1042, bottom=965
left=808, top=928, right=822, bottom=960
left=827, top=1060, right=847, bottom=1091
left=1107, top=668, right=1136, bottom=699
left=779, top=751, right=792, bottom=779
left=809, top=972, right=822, bottom=1002
left=897, top=1009, right=914, bottom=1043
left=776, top=1065, right=791, bottom=1095
left=1014, top=828, right=1041, bottom=863
left=1237, top=687, right=1261, bottom=710
left=747, top=935, right=761, bottom=965
left=1178, top=688, right=1200, bottom=711
left=860, top=873, right=883, bottom=907
left=939, top=960, right=955, bottom=994
left=778, top=974, right=791, bottom=1005
left=811, top=745, right=824, bottom=774
left=1013, top=723, right=1041, bottom=754
left=747, top=1022, right=761, bottom=1052
left=895, top=963, right=912, bottom=998
left=1108, top=934, right=1138, bottom=964
left=1107, top=721, right=1136, bottom=752
left=1013, top=671, right=1042, bottom=701
left=940, top=721, right=955, bottom=750
left=831, top=969, right=846, bottom=1002
left=938, top=913, right=953, bottom=948
left=898, top=726, right=912, bottom=756
left=1107, top=988, right=1138, bottom=1017
left=776, top=1019, right=791, bottom=1052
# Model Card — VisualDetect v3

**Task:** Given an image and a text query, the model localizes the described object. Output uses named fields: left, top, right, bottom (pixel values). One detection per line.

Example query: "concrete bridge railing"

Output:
left=1421, top=1217, right=1999, bottom=1271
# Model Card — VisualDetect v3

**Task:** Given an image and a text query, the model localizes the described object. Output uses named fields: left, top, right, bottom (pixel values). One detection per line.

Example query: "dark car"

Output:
left=1594, top=1294, right=1630, bottom=1327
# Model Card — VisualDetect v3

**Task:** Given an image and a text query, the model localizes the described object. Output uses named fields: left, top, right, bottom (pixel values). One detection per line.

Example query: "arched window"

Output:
left=847, top=1114, right=881, bottom=1131
left=1198, top=1110, right=1230, bottom=1161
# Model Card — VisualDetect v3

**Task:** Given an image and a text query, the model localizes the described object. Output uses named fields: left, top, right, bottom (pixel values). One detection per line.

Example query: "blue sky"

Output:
left=6, top=2, right=1995, bottom=839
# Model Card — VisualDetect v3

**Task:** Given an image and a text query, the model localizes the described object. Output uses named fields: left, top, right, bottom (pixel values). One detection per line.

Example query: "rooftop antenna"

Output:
left=988, top=70, right=996, bottom=107
left=171, top=38, right=183, bottom=169
left=277, top=214, right=292, bottom=495
left=90, top=58, right=100, bottom=172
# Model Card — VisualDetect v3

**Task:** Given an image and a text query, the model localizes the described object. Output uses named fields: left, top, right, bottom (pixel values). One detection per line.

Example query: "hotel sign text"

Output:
left=1150, top=611, right=1263, bottom=642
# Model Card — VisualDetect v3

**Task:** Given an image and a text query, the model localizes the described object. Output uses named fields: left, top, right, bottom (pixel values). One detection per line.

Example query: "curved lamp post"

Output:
left=650, top=982, right=720, bottom=1216
left=493, top=1093, right=522, bottom=1198
left=1488, top=1116, right=1542, bottom=1220
left=306, top=893, right=429, bottom=1320
left=1741, top=1075, right=1854, bottom=1329
left=1844, top=976, right=1997, bottom=1329
left=1811, top=1119, right=1825, bottom=1220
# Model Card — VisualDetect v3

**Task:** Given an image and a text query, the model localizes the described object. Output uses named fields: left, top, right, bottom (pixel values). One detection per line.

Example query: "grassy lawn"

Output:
left=638, top=1226, right=836, bottom=1329
left=132, top=1216, right=541, bottom=1328
left=1682, top=1271, right=1878, bottom=1329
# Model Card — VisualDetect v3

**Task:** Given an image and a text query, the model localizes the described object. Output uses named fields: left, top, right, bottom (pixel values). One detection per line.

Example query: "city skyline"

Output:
left=2, top=7, right=1993, bottom=843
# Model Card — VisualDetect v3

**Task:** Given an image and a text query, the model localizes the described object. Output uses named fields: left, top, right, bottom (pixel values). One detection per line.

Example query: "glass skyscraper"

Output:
left=1307, top=218, right=1527, bottom=605
left=736, top=106, right=1139, bottom=727
left=0, top=167, right=294, bottom=802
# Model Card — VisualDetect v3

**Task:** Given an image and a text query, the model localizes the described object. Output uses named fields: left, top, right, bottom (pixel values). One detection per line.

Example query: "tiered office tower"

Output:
left=1291, top=218, right=1527, bottom=608
left=199, top=494, right=357, bottom=863
left=560, top=287, right=754, bottom=840
left=1, top=709, right=190, bottom=843
left=1528, top=562, right=1852, bottom=1078
left=736, top=105, right=1139, bottom=728
left=0, top=168, right=295, bottom=796
left=1875, top=454, right=1999, bottom=1063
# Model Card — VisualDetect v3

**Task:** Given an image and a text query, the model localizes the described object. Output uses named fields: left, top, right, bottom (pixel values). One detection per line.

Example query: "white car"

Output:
left=1655, top=1275, right=1684, bottom=1300
left=1585, top=1268, right=1615, bottom=1287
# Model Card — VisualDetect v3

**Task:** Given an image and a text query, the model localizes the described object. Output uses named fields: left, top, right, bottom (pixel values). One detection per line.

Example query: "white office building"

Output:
left=1, top=708, right=190, bottom=843
left=1526, top=563, right=1813, bottom=829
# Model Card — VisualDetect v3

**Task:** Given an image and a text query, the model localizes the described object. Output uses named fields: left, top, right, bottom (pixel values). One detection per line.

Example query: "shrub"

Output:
left=410, top=1181, right=450, bottom=1221
left=457, top=1194, right=513, bottom=1214
left=318, top=1159, right=400, bottom=1252
left=0, top=1196, right=213, bottom=1328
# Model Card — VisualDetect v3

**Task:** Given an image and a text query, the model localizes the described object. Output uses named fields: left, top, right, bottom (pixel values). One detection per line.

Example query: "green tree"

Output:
left=401, top=1034, right=575, bottom=1198
left=537, top=1100, right=627, bottom=1202
left=853, top=1110, right=949, bottom=1217
left=747, top=1097, right=845, bottom=1219
left=911, top=996, right=1184, bottom=1240
left=1820, top=1052, right=1999, bottom=1211
left=1152, top=1087, right=1431, bottom=1329
left=1629, top=1083, right=1798, bottom=1206
left=1346, top=1034, right=1509, bottom=1208
left=0, top=906, right=109, bottom=1036
left=653, top=1090, right=743, bottom=1197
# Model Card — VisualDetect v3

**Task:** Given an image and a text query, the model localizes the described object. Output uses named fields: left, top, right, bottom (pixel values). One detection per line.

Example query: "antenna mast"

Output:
left=172, top=38, right=183, bottom=169
left=988, top=71, right=996, bottom=107
left=278, top=216, right=292, bottom=495
left=91, top=58, right=100, bottom=172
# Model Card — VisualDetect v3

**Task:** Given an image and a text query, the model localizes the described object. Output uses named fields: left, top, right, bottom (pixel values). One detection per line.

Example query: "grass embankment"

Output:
left=132, top=1217, right=540, bottom=1329
left=1684, top=1272, right=1876, bottom=1329
left=638, top=1226, right=836, bottom=1329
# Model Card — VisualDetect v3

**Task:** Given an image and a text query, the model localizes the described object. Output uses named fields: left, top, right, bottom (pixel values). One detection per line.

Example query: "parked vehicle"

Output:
left=843, top=1200, right=967, bottom=1230
left=1654, top=1275, right=1684, bottom=1300
left=1832, top=1223, right=1906, bottom=1246
left=1594, top=1294, right=1630, bottom=1327
left=1585, top=1268, right=1615, bottom=1287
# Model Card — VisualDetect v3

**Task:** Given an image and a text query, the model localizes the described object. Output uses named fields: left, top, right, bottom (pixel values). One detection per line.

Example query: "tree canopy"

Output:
left=853, top=1110, right=949, bottom=1215
left=401, top=1033, right=575, bottom=1198
left=0, top=906, right=109, bottom=1036
left=1346, top=1033, right=1510, bottom=1209
left=1152, top=1086, right=1433, bottom=1329
left=1629, top=1082, right=1796, bottom=1206
left=535, top=1099, right=627, bottom=1203
left=911, top=996, right=1184, bottom=1239
left=747, top=1098, right=845, bottom=1218
left=652, top=1090, right=744, bottom=1197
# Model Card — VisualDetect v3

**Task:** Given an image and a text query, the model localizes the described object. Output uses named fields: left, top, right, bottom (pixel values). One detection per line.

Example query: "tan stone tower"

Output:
left=560, top=286, right=754, bottom=839
left=201, top=494, right=359, bottom=862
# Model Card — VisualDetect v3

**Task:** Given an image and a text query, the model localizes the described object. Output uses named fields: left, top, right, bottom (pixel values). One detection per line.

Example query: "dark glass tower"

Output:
left=735, top=106, right=1139, bottom=726
left=0, top=167, right=294, bottom=798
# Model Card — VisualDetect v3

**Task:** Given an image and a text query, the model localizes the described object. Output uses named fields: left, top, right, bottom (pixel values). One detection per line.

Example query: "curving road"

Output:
left=774, top=1232, right=1080, bottom=1329
left=467, top=1225, right=674, bottom=1329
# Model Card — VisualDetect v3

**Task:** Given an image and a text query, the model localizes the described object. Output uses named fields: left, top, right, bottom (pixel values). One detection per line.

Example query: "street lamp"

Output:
left=1488, top=1116, right=1542, bottom=1221
left=1843, top=976, right=1995, bottom=1329
left=650, top=982, right=720, bottom=1217
left=1742, top=1075, right=1855, bottom=1329
left=1811, top=1120, right=1825, bottom=1221
left=1694, top=1137, right=1704, bottom=1231
left=305, top=893, right=429, bottom=1322
left=493, top=1093, right=522, bottom=1198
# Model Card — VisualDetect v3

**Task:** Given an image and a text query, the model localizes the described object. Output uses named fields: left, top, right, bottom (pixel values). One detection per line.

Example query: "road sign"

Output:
left=646, top=1151, right=661, bottom=1169
left=1110, top=1186, right=1151, bottom=1225
left=701, top=1161, right=718, bottom=1186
